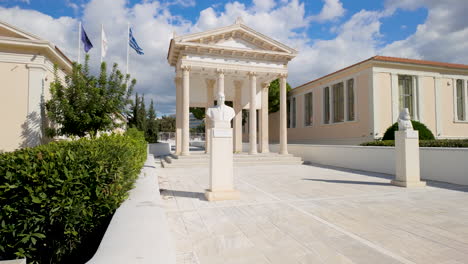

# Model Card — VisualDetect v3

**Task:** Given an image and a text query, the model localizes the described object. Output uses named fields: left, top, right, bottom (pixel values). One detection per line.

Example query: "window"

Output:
left=347, top=79, right=355, bottom=121
left=304, top=92, right=313, bottom=126
left=398, top=75, right=416, bottom=119
left=332, top=82, right=345, bottom=123
left=323, top=87, right=330, bottom=124
left=456, top=79, right=466, bottom=121
left=291, top=97, right=297, bottom=128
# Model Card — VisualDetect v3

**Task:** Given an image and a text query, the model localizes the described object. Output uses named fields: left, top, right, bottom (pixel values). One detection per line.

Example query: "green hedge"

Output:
left=0, top=128, right=147, bottom=263
left=361, top=139, right=468, bottom=148
left=382, top=121, right=435, bottom=140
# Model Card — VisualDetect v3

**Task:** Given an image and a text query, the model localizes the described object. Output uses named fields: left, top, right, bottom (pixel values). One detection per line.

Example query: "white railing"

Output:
left=158, top=132, right=205, bottom=142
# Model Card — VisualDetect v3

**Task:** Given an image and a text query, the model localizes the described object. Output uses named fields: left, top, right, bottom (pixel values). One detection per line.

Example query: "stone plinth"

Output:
left=391, top=130, right=426, bottom=187
left=205, top=121, right=240, bottom=201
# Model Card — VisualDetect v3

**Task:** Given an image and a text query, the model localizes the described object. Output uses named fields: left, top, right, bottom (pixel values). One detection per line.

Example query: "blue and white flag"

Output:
left=129, top=28, right=144, bottom=55
left=81, top=24, right=93, bottom=53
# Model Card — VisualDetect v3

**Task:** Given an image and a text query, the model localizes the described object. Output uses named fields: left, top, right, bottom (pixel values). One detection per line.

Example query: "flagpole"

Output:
left=100, top=23, right=103, bottom=64
left=78, top=21, right=81, bottom=64
left=126, top=22, right=130, bottom=79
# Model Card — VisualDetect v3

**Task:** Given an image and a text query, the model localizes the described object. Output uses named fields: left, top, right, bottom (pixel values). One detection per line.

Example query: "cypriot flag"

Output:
left=101, top=24, right=108, bottom=62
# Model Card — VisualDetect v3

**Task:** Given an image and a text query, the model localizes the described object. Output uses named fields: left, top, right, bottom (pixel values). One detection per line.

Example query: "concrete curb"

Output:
left=87, top=154, right=176, bottom=264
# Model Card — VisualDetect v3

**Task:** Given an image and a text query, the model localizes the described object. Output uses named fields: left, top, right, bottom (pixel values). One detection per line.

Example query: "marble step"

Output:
left=161, top=159, right=303, bottom=168
left=160, top=153, right=303, bottom=168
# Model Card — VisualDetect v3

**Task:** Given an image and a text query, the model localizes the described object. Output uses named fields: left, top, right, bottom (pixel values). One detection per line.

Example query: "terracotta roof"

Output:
left=294, top=56, right=468, bottom=90
left=372, top=56, right=468, bottom=69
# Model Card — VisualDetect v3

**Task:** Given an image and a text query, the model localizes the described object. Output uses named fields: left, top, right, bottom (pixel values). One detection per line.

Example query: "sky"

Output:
left=0, top=0, right=467, bottom=115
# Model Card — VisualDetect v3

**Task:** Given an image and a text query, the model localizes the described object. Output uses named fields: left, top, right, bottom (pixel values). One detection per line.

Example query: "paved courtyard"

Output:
left=158, top=163, right=468, bottom=264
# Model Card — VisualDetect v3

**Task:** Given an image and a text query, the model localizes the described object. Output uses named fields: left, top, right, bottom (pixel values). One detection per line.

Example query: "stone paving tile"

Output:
left=159, top=164, right=468, bottom=264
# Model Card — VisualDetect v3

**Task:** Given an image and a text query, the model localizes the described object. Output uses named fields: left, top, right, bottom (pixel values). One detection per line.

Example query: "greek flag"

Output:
left=129, top=28, right=144, bottom=55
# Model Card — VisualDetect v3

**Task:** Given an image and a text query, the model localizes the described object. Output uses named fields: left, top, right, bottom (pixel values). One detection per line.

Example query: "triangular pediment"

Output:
left=176, top=23, right=296, bottom=54
left=0, top=20, right=41, bottom=40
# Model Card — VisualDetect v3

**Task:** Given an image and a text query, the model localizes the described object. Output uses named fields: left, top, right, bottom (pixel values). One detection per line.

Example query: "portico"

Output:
left=167, top=19, right=297, bottom=155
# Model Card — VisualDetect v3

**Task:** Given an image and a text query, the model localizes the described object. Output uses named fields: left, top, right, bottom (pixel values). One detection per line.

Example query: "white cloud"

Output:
left=1, top=0, right=468, bottom=115
left=381, top=0, right=468, bottom=64
left=253, top=0, right=276, bottom=11
left=311, top=0, right=345, bottom=22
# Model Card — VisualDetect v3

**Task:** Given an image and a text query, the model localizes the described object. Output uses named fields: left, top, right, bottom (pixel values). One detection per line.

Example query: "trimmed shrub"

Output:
left=382, top=121, right=435, bottom=141
left=361, top=139, right=468, bottom=148
left=0, top=128, right=147, bottom=263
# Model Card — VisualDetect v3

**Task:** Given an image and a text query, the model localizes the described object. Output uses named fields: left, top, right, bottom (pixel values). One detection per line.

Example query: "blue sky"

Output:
left=0, top=0, right=465, bottom=115
left=2, top=0, right=428, bottom=46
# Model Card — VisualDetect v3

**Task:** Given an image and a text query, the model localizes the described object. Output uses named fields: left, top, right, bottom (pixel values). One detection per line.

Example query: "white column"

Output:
left=181, top=66, right=190, bottom=156
left=391, top=73, right=399, bottom=123
left=233, top=80, right=243, bottom=153
left=248, top=72, right=257, bottom=154
left=217, top=69, right=225, bottom=95
left=417, top=75, right=424, bottom=122
left=175, top=76, right=182, bottom=155
left=26, top=64, right=46, bottom=147
left=260, top=82, right=269, bottom=153
left=279, top=74, right=288, bottom=155
left=205, top=79, right=215, bottom=154
left=434, top=77, right=443, bottom=138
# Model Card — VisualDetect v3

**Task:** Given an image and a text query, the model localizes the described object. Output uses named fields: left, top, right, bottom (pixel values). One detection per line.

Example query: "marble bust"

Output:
left=398, top=108, right=413, bottom=131
left=206, top=92, right=235, bottom=123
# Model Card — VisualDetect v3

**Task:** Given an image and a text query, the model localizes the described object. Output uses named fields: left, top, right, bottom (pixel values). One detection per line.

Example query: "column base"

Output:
left=181, top=151, right=190, bottom=156
left=205, top=189, right=240, bottom=201
left=279, top=150, right=288, bottom=155
left=391, top=180, right=426, bottom=188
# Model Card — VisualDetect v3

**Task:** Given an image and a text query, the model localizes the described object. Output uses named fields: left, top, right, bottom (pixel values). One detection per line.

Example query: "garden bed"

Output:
left=361, top=139, right=468, bottom=148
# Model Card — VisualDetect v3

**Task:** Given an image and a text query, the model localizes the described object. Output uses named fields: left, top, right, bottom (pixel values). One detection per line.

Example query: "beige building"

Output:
left=271, top=56, right=468, bottom=145
left=0, top=20, right=72, bottom=152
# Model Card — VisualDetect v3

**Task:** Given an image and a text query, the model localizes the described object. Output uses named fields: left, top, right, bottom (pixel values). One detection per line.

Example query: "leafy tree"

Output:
left=268, top=78, right=292, bottom=113
left=158, top=115, right=176, bottom=132
left=46, top=54, right=135, bottom=137
left=137, top=94, right=147, bottom=132
left=190, top=107, right=206, bottom=120
left=146, top=99, right=159, bottom=143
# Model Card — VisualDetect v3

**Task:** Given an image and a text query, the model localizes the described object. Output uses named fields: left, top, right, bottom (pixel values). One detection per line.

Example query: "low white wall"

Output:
left=148, top=142, right=171, bottom=157
left=87, top=155, right=176, bottom=264
left=269, top=144, right=468, bottom=186
left=190, top=141, right=205, bottom=148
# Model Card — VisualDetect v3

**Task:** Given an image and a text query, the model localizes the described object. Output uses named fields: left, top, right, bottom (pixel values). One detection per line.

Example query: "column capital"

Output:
left=278, top=73, right=288, bottom=79
left=216, top=68, right=225, bottom=75
left=248, top=71, right=257, bottom=77
left=261, top=82, right=270, bottom=89
left=205, top=78, right=216, bottom=88
left=233, top=80, right=243, bottom=90
left=181, top=65, right=191, bottom=72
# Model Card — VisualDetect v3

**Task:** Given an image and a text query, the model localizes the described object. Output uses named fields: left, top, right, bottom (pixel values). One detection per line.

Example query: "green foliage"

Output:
left=145, top=100, right=159, bottom=143
left=0, top=130, right=147, bottom=263
left=268, top=78, right=292, bottom=113
left=128, top=95, right=158, bottom=143
left=158, top=115, right=176, bottom=132
left=382, top=120, right=435, bottom=140
left=46, top=55, right=135, bottom=137
left=361, top=139, right=468, bottom=148
left=190, top=107, right=205, bottom=120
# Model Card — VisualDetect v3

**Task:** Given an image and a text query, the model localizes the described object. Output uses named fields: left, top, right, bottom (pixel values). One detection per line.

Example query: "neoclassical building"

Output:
left=0, top=20, right=72, bottom=152
left=275, top=56, right=468, bottom=145
left=167, top=19, right=297, bottom=155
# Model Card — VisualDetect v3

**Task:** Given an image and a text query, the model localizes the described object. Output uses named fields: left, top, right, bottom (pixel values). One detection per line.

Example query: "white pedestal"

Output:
left=392, top=130, right=426, bottom=187
left=205, top=122, right=240, bottom=201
